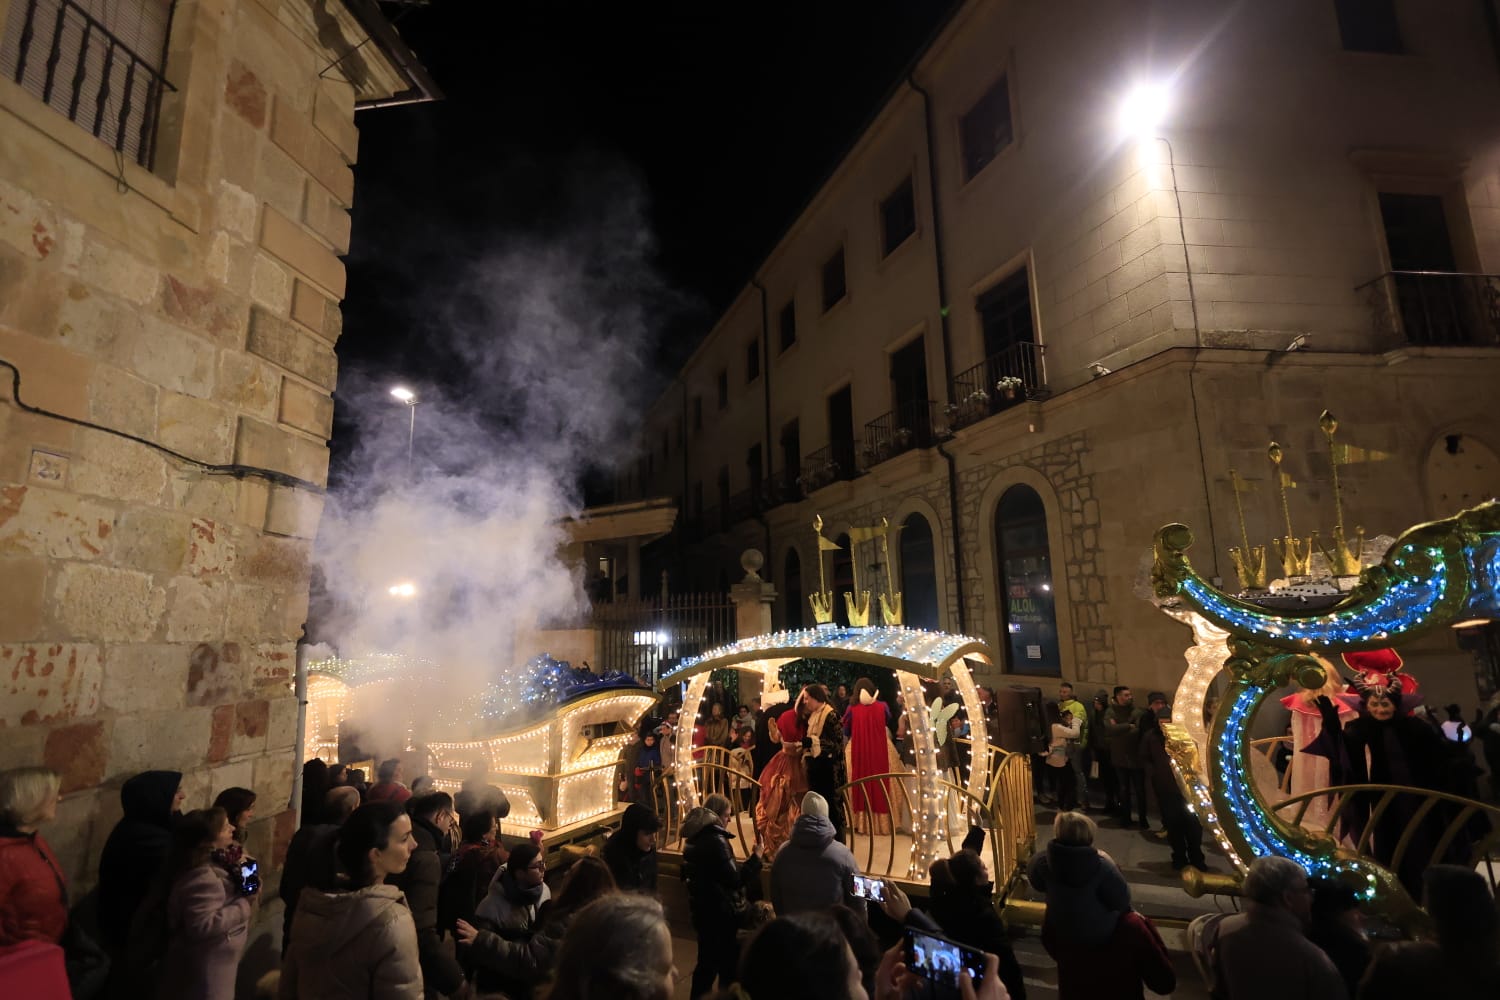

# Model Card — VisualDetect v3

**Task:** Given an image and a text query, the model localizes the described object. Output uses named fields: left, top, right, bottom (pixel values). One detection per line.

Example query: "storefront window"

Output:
left=994, top=485, right=1061, bottom=675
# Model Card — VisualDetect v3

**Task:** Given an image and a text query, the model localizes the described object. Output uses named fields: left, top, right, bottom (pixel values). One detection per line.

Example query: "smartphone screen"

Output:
left=903, top=927, right=985, bottom=1000
left=239, top=859, right=260, bottom=894
left=851, top=874, right=886, bottom=902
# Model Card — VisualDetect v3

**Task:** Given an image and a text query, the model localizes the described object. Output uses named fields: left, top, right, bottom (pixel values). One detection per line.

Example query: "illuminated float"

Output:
left=653, top=517, right=1036, bottom=898
left=304, top=652, right=655, bottom=840
left=1151, top=492, right=1500, bottom=928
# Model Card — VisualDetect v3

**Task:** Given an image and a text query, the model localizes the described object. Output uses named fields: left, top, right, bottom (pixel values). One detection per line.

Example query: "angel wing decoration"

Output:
left=930, top=696, right=960, bottom=746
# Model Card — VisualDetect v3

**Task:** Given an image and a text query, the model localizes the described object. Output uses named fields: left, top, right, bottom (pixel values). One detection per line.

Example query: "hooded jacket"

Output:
left=0, top=822, right=68, bottom=946
left=1027, top=840, right=1132, bottom=945
left=97, top=769, right=181, bottom=949
left=601, top=803, right=660, bottom=893
left=279, top=884, right=422, bottom=999
left=681, top=806, right=760, bottom=932
left=768, top=813, right=863, bottom=917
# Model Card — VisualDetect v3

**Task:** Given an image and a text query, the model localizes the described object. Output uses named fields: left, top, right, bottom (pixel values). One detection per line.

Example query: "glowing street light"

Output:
left=1118, top=81, right=1171, bottom=140
left=390, top=386, right=418, bottom=476
left=388, top=582, right=417, bottom=598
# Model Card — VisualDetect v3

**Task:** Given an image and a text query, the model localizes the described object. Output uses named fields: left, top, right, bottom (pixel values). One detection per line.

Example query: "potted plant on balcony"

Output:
left=996, top=375, right=1023, bottom=401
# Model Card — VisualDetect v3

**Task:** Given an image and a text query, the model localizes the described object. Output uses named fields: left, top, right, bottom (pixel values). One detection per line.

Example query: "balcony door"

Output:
left=890, top=337, right=931, bottom=446
left=1378, top=193, right=1481, bottom=345
left=827, top=385, right=854, bottom=476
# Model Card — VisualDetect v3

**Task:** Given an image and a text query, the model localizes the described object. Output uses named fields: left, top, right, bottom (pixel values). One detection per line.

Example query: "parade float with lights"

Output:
left=653, top=517, right=1036, bottom=896
left=1150, top=411, right=1500, bottom=928
left=304, top=651, right=655, bottom=840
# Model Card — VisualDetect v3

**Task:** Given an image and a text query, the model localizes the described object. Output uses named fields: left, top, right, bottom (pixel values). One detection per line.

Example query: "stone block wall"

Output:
left=0, top=0, right=376, bottom=896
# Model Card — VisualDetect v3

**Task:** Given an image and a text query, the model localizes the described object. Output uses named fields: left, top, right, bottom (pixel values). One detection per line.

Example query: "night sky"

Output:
left=338, top=0, right=962, bottom=398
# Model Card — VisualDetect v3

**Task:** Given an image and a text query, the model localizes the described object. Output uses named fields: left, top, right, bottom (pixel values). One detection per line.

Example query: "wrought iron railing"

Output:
left=798, top=440, right=858, bottom=495
left=5, top=0, right=177, bottom=168
left=1358, top=270, right=1500, bottom=347
left=591, top=591, right=735, bottom=685
left=948, top=342, right=1048, bottom=432
left=862, top=399, right=939, bottom=468
left=760, top=470, right=800, bottom=511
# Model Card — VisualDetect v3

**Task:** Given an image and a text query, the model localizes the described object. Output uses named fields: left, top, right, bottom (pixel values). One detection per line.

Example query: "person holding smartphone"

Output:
left=152, top=807, right=257, bottom=1000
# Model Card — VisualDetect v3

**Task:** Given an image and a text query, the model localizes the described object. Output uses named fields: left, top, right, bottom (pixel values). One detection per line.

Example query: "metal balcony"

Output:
left=948, top=342, right=1048, bottom=432
left=1358, top=271, right=1500, bottom=347
left=862, top=399, right=940, bottom=468
left=798, top=441, right=858, bottom=495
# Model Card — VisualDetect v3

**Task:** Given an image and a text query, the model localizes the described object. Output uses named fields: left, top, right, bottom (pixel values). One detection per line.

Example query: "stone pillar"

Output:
left=731, top=549, right=777, bottom=705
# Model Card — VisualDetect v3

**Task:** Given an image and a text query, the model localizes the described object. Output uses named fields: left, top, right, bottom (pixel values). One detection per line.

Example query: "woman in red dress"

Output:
left=844, top=678, right=900, bottom=834
left=753, top=698, right=808, bottom=859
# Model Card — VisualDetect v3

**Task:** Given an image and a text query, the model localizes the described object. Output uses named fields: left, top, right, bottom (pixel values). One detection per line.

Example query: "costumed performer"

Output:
left=800, top=683, right=848, bottom=842
left=753, top=698, right=808, bottom=859
left=1278, top=659, right=1356, bottom=832
left=842, top=677, right=910, bottom=835
left=1310, top=649, right=1465, bottom=896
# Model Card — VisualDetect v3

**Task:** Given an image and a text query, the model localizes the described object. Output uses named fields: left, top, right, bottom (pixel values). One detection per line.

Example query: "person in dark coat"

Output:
left=1027, top=810, right=1132, bottom=946
left=97, top=770, right=183, bottom=951
left=799, top=684, right=847, bottom=841
left=1102, top=687, right=1147, bottom=827
left=768, top=792, right=863, bottom=918
left=1306, top=878, right=1371, bottom=997
left=602, top=802, right=661, bottom=894
left=438, top=809, right=508, bottom=936
left=682, top=793, right=761, bottom=999
left=929, top=849, right=1027, bottom=1000
left=279, top=785, right=359, bottom=952
left=1140, top=708, right=1206, bottom=870
left=298, top=758, right=329, bottom=826
left=389, top=791, right=464, bottom=998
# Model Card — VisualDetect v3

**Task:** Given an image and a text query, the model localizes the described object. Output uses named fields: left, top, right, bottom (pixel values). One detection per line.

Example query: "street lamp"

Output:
left=390, top=386, right=417, bottom=476
left=388, top=582, right=417, bottom=598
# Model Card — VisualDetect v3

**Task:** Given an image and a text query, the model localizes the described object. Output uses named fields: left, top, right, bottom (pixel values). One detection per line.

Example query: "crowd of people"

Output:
left=3, top=668, right=1499, bottom=1000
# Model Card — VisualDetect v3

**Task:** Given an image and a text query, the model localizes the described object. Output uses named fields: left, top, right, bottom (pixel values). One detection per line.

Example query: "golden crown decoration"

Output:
left=810, top=514, right=904, bottom=628
left=1312, top=410, right=1364, bottom=578
left=1267, top=442, right=1313, bottom=578
left=1227, top=469, right=1268, bottom=590
left=809, top=515, right=840, bottom=624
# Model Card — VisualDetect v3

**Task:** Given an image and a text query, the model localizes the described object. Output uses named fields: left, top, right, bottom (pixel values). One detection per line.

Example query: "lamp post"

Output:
left=390, top=386, right=417, bottom=477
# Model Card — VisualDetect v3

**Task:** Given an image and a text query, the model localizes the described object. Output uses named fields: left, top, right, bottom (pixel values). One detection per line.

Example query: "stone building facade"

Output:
left=621, top=0, right=1500, bottom=706
left=0, top=0, right=433, bottom=922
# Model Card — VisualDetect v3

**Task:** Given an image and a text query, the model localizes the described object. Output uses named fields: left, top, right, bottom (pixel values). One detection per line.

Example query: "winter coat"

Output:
left=1027, top=840, right=1132, bottom=946
left=98, top=769, right=181, bottom=949
left=602, top=804, right=659, bottom=893
left=930, top=889, right=1028, bottom=1000
left=1141, top=724, right=1184, bottom=806
left=1103, top=704, right=1146, bottom=769
left=389, top=814, right=464, bottom=996
left=279, top=822, right=340, bottom=947
left=681, top=808, right=760, bottom=936
left=1043, top=910, right=1175, bottom=1000
left=768, top=813, right=864, bottom=918
left=0, top=825, right=68, bottom=946
left=280, top=884, right=423, bottom=999
left=1211, top=904, right=1346, bottom=1000
left=466, top=903, right=574, bottom=1000
left=474, top=868, right=550, bottom=933
left=158, top=862, right=253, bottom=1000
left=438, top=838, right=507, bottom=934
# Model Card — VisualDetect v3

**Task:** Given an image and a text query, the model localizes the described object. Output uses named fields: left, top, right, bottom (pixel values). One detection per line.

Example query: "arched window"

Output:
left=899, top=513, right=940, bottom=628
left=782, top=548, right=803, bottom=629
left=994, top=485, right=1061, bottom=675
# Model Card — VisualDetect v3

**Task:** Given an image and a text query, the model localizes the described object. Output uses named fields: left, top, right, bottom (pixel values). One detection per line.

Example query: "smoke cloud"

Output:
left=310, top=160, right=679, bottom=745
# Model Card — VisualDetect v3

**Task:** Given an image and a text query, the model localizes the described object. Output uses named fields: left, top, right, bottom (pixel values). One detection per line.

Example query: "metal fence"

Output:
left=863, top=399, right=939, bottom=468
left=3, top=0, right=177, bottom=168
left=1358, top=270, right=1500, bottom=346
left=948, top=341, right=1048, bottom=432
left=593, top=589, right=735, bottom=686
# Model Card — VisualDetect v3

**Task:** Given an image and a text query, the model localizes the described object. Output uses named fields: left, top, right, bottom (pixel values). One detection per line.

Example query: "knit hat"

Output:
left=801, top=791, right=829, bottom=819
left=1146, top=691, right=1168, bottom=705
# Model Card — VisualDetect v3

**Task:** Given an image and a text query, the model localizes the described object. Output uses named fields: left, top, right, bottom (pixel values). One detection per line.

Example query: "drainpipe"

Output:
left=750, top=278, right=774, bottom=568
left=909, top=72, right=968, bottom=633
left=291, top=634, right=310, bottom=826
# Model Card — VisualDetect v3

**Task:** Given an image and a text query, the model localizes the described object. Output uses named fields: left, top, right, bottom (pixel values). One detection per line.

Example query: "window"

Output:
left=881, top=176, right=917, bottom=256
left=1335, top=0, right=1402, bottom=54
left=692, top=396, right=703, bottom=432
left=994, top=485, right=1061, bottom=676
left=778, top=300, right=797, bottom=353
left=1, top=0, right=177, bottom=168
left=716, top=369, right=729, bottom=409
left=960, top=75, right=1013, bottom=181
left=978, top=267, right=1035, bottom=361
left=900, top=513, right=940, bottom=629
left=746, top=338, right=761, bottom=382
left=821, top=246, right=847, bottom=312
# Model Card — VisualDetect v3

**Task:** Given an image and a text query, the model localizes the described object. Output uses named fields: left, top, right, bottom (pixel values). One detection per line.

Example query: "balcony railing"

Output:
left=862, top=399, right=939, bottom=468
left=948, top=341, right=1048, bottom=432
left=5, top=0, right=178, bottom=169
left=761, top=470, right=801, bottom=510
left=1358, top=271, right=1500, bottom=347
left=798, top=441, right=858, bottom=495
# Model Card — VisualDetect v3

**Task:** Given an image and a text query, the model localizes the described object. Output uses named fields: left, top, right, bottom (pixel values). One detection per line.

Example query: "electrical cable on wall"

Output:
left=0, top=357, right=327, bottom=494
